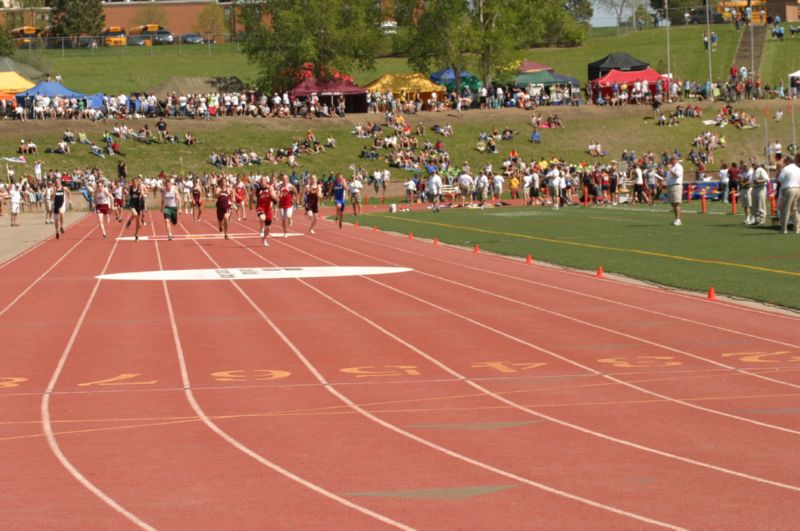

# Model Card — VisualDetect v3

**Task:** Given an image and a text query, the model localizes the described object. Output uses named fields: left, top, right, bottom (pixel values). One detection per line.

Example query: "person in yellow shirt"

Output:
left=509, top=175, right=520, bottom=200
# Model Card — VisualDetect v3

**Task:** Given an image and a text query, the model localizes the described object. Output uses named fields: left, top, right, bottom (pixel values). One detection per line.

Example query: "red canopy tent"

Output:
left=290, top=77, right=368, bottom=114
left=591, top=67, right=667, bottom=103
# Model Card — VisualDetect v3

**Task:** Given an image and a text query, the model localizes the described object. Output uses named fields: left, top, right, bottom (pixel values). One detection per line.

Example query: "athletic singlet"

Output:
left=306, top=185, right=319, bottom=210
left=113, top=186, right=123, bottom=200
left=333, top=183, right=345, bottom=202
left=129, top=185, right=142, bottom=208
left=95, top=187, right=110, bottom=205
left=278, top=185, right=293, bottom=209
left=257, top=186, right=273, bottom=213
left=53, top=188, right=65, bottom=211
left=192, top=187, right=202, bottom=203
left=235, top=183, right=245, bottom=203
left=164, top=189, right=178, bottom=208
left=216, top=189, right=230, bottom=209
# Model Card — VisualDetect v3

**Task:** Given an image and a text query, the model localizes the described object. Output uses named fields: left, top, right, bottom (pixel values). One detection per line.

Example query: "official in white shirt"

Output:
left=666, top=156, right=684, bottom=225
left=777, top=156, right=800, bottom=233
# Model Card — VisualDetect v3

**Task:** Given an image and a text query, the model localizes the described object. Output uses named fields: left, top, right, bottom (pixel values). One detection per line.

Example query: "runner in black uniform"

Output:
left=52, top=178, right=69, bottom=240
left=124, top=176, right=145, bottom=241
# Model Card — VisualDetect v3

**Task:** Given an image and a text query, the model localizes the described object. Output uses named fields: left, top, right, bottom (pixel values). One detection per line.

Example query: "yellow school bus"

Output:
left=100, top=26, right=128, bottom=46
left=11, top=26, right=40, bottom=48
left=129, top=24, right=161, bottom=36
left=717, top=1, right=767, bottom=24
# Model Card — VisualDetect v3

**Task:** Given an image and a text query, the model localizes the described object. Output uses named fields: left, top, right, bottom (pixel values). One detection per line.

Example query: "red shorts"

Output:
left=97, top=204, right=110, bottom=215
left=113, top=198, right=123, bottom=208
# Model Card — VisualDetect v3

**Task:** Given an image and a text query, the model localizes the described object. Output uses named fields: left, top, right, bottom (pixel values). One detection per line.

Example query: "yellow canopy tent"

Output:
left=0, top=71, right=34, bottom=94
left=366, top=73, right=446, bottom=100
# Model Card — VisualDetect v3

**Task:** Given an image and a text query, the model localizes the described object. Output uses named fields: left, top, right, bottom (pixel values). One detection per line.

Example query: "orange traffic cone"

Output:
left=373, top=225, right=378, bottom=233
left=474, top=244, right=480, bottom=254
left=354, top=221, right=360, bottom=228
left=409, top=232, right=414, bottom=240
left=707, top=287, right=716, bottom=301
left=433, top=237, right=439, bottom=246
left=596, top=266, right=604, bottom=278
left=526, top=254, right=533, bottom=264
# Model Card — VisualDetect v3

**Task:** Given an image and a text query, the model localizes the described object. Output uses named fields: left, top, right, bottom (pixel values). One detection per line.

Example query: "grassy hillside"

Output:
left=14, top=23, right=743, bottom=95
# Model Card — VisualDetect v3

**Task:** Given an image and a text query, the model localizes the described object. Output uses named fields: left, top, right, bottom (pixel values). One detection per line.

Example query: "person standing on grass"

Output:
left=255, top=175, right=277, bottom=246
left=428, top=170, right=442, bottom=213
left=752, top=162, right=770, bottom=225
left=9, top=184, right=21, bottom=227
left=777, top=154, right=800, bottom=234
left=52, top=178, right=70, bottom=240
left=349, top=175, right=363, bottom=217
left=278, top=173, right=296, bottom=237
left=740, top=162, right=754, bottom=225
left=161, top=180, right=181, bottom=241
left=666, top=156, right=684, bottom=226
left=304, top=174, right=322, bottom=234
left=404, top=176, right=416, bottom=206
left=333, top=173, right=347, bottom=229
left=94, top=180, right=112, bottom=239
left=457, top=170, right=473, bottom=208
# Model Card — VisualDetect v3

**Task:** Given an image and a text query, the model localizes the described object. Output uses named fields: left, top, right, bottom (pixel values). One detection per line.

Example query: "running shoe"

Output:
left=263, top=238, right=269, bottom=247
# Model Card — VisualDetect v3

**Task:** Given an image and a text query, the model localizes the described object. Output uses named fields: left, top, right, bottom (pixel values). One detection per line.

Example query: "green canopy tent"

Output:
left=444, top=75, right=482, bottom=92
left=514, top=71, right=560, bottom=88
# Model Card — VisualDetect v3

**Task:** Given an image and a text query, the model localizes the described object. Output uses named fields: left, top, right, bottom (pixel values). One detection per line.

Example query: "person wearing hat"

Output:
left=665, top=156, right=684, bottom=225
left=751, top=161, right=770, bottom=225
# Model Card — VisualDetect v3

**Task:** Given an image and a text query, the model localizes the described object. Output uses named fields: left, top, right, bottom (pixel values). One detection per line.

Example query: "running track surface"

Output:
left=2, top=209, right=800, bottom=530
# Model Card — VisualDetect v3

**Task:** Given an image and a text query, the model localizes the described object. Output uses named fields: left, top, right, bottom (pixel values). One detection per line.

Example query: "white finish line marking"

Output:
left=97, top=266, right=413, bottom=281
left=116, top=232, right=303, bottom=242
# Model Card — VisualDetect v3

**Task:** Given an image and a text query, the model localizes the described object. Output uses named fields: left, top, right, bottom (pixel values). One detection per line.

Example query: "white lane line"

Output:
left=40, top=222, right=154, bottom=530
left=156, top=221, right=413, bottom=530
left=269, top=233, right=800, bottom=492
left=311, top=230, right=800, bottom=393
left=0, top=222, right=97, bottom=318
left=212, top=223, right=684, bottom=530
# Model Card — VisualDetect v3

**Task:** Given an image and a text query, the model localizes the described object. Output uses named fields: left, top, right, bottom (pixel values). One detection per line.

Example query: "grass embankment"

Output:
left=356, top=203, right=800, bottom=310
left=16, top=24, right=742, bottom=94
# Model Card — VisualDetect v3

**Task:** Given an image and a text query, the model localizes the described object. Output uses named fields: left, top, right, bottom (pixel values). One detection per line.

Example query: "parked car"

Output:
left=127, top=35, right=151, bottom=46
left=180, top=33, right=213, bottom=44
left=144, top=29, right=174, bottom=45
left=77, top=36, right=99, bottom=48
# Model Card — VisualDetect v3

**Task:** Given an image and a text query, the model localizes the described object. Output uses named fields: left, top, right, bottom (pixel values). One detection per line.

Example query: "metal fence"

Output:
left=14, top=32, right=244, bottom=58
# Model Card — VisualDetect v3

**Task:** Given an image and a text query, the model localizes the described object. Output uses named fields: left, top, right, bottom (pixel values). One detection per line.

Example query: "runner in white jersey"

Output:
left=112, top=180, right=124, bottom=222
left=161, top=180, right=181, bottom=241
left=94, top=182, right=112, bottom=239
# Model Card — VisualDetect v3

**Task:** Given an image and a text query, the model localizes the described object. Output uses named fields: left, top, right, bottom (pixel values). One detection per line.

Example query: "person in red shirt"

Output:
left=278, top=173, right=295, bottom=237
left=233, top=175, right=248, bottom=221
left=255, top=175, right=277, bottom=247
left=215, top=177, right=233, bottom=239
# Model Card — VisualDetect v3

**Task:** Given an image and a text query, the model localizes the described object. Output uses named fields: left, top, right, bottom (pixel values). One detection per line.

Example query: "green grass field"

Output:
left=356, top=203, right=800, bottom=310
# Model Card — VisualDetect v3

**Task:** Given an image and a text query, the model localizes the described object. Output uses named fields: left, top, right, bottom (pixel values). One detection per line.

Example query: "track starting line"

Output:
left=97, top=266, right=413, bottom=281
left=116, top=232, right=304, bottom=242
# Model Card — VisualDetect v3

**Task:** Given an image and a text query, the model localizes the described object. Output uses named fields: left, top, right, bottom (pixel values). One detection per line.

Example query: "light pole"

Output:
left=750, top=17, right=755, bottom=77
left=665, top=0, right=671, bottom=77
left=705, top=0, right=714, bottom=88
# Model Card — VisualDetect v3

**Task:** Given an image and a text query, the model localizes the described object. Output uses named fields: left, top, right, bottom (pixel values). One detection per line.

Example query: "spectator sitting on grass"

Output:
left=77, top=131, right=91, bottom=144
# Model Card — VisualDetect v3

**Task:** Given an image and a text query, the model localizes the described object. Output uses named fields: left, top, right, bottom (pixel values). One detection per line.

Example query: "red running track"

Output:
left=1, top=210, right=799, bottom=529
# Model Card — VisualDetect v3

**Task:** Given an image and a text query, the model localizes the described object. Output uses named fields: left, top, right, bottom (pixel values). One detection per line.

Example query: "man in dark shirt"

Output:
left=156, top=118, right=167, bottom=143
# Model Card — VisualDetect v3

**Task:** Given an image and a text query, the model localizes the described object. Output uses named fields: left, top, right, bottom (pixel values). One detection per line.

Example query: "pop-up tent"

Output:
left=290, top=77, right=367, bottom=113
left=515, top=70, right=580, bottom=88
left=0, top=56, right=46, bottom=82
left=588, top=52, right=649, bottom=81
left=366, top=73, right=446, bottom=99
left=15, top=81, right=87, bottom=103
left=590, top=67, right=666, bottom=102
left=0, top=71, right=34, bottom=94
left=430, top=67, right=483, bottom=91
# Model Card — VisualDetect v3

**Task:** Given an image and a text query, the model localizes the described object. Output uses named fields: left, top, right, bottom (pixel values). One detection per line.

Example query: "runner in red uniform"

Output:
left=215, top=177, right=233, bottom=239
left=304, top=174, right=322, bottom=235
left=192, top=180, right=204, bottom=222
left=255, top=175, right=277, bottom=247
left=234, top=176, right=248, bottom=221
left=278, top=173, right=296, bottom=237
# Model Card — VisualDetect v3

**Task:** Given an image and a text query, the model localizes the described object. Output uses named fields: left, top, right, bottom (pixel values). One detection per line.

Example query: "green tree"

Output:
left=0, top=23, right=13, bottom=57
left=132, top=3, right=170, bottom=28
left=49, top=0, right=105, bottom=37
left=241, top=0, right=381, bottom=92
left=403, top=0, right=474, bottom=92
left=564, top=0, right=593, bottom=23
left=473, top=0, right=522, bottom=88
left=195, top=1, right=225, bottom=38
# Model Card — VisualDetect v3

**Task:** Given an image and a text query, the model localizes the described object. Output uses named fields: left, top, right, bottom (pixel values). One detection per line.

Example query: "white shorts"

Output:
left=11, top=204, right=20, bottom=214
left=280, top=207, right=293, bottom=219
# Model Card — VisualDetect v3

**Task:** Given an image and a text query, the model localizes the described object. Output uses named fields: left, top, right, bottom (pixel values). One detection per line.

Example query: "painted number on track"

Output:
left=210, top=369, right=291, bottom=382
left=471, top=361, right=547, bottom=373
left=77, top=373, right=158, bottom=387
left=0, top=377, right=28, bottom=389
left=597, top=356, right=683, bottom=369
left=722, top=351, right=800, bottom=363
left=340, top=365, right=421, bottom=378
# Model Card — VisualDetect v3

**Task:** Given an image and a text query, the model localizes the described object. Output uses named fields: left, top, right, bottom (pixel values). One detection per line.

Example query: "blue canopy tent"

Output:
left=15, top=81, right=87, bottom=104
left=86, top=93, right=105, bottom=109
